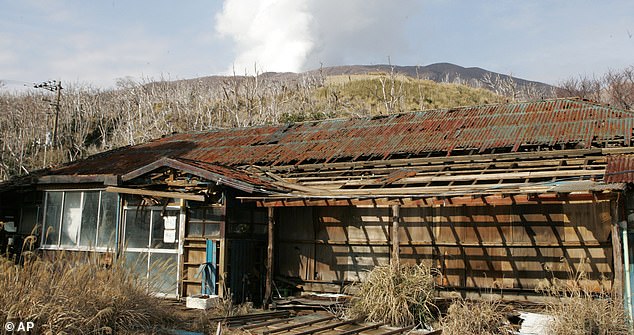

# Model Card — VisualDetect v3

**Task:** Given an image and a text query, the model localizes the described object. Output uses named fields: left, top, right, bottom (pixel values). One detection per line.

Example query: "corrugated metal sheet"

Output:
left=50, top=99, right=634, bottom=176
left=605, top=155, right=634, bottom=183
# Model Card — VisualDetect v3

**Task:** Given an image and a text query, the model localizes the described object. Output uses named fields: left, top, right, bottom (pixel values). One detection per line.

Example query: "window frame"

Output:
left=122, top=204, right=180, bottom=298
left=40, top=189, right=119, bottom=252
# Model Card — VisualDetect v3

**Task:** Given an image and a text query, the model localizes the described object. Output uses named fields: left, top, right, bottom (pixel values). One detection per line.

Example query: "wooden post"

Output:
left=612, top=198, right=624, bottom=300
left=264, top=207, right=275, bottom=308
left=218, top=198, right=227, bottom=299
left=391, top=204, right=400, bottom=267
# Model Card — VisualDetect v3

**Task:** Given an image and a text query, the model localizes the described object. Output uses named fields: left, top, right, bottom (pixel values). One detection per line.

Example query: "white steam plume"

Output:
left=215, top=0, right=420, bottom=74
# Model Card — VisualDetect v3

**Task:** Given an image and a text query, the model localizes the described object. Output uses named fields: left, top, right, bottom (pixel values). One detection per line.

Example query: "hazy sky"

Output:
left=1, top=0, right=633, bottom=89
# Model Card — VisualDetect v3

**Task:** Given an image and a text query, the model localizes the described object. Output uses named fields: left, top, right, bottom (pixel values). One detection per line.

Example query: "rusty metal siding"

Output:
left=605, top=155, right=634, bottom=183
left=49, top=99, right=634, bottom=176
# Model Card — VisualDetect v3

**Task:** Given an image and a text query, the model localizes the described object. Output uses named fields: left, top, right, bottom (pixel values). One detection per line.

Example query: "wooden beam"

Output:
left=391, top=204, right=400, bottom=266
left=38, top=174, right=119, bottom=185
left=218, top=197, right=227, bottom=299
left=611, top=198, right=624, bottom=300
left=264, top=207, right=275, bottom=308
left=252, top=192, right=615, bottom=207
left=105, top=186, right=205, bottom=202
left=267, top=148, right=605, bottom=173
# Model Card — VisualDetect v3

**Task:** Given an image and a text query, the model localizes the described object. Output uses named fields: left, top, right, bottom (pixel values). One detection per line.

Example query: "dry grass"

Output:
left=346, top=263, right=437, bottom=327
left=547, top=296, right=628, bottom=335
left=439, top=299, right=514, bottom=335
left=536, top=261, right=629, bottom=335
left=0, top=252, right=176, bottom=334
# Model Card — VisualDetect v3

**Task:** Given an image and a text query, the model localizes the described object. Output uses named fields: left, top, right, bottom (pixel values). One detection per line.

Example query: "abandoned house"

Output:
left=2, top=98, right=634, bottom=311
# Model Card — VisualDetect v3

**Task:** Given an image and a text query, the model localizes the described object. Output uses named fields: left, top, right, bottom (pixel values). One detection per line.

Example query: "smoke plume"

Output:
left=215, top=0, right=420, bottom=74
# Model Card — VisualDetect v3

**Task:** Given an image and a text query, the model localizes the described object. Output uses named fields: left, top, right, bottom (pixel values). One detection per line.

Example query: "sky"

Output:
left=1, top=0, right=633, bottom=90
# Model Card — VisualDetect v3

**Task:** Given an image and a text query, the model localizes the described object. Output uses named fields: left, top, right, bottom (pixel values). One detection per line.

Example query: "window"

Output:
left=123, top=208, right=179, bottom=249
left=42, top=190, right=119, bottom=249
left=187, top=206, right=223, bottom=237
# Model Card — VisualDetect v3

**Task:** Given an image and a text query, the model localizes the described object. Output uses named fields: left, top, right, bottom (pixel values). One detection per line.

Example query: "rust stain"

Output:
left=50, top=99, right=634, bottom=177
left=605, top=155, right=634, bottom=183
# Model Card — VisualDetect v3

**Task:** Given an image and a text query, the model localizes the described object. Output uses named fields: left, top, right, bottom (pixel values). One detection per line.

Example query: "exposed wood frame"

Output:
left=105, top=186, right=205, bottom=202
left=268, top=148, right=609, bottom=173
left=250, top=192, right=615, bottom=208
left=278, top=239, right=613, bottom=248
left=391, top=204, right=400, bottom=266
left=611, top=194, right=624, bottom=299
left=218, top=197, right=227, bottom=298
left=120, top=157, right=266, bottom=193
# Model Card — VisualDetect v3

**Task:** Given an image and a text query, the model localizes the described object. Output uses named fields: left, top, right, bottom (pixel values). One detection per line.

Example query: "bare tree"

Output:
left=604, top=66, right=634, bottom=109
left=555, top=75, right=603, bottom=101
left=480, top=73, right=520, bottom=100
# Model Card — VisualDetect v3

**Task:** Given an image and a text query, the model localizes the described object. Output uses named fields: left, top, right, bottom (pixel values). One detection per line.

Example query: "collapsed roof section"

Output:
left=12, top=98, right=634, bottom=201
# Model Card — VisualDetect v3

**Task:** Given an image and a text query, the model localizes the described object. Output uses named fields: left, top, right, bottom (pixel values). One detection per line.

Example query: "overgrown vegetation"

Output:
left=439, top=299, right=514, bottom=335
left=0, top=252, right=176, bottom=334
left=346, top=263, right=437, bottom=327
left=537, top=261, right=629, bottom=335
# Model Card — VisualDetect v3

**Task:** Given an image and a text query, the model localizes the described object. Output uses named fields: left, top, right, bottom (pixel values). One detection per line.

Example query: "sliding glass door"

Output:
left=123, top=206, right=180, bottom=297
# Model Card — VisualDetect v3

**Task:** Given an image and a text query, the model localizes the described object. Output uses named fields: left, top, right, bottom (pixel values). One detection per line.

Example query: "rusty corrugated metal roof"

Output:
left=50, top=98, right=634, bottom=177
left=605, top=155, right=634, bottom=183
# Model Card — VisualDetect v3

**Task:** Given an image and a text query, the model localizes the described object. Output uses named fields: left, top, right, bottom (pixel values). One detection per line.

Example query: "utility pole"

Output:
left=34, top=80, right=62, bottom=146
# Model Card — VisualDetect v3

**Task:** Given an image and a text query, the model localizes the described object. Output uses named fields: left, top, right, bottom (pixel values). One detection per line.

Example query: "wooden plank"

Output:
left=218, top=198, right=227, bottom=298
left=291, top=319, right=357, bottom=335
left=611, top=199, right=623, bottom=299
left=105, top=186, right=205, bottom=201
left=336, top=322, right=387, bottom=335
left=336, top=168, right=606, bottom=187
left=283, top=157, right=594, bottom=180
left=253, top=192, right=615, bottom=208
left=374, top=325, right=416, bottom=335
left=37, top=174, right=119, bottom=185
left=240, top=318, right=292, bottom=330
left=262, top=315, right=335, bottom=335
left=267, top=148, right=604, bottom=173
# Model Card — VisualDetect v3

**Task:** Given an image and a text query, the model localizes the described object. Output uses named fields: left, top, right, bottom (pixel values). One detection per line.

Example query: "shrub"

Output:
left=347, top=263, right=437, bottom=327
left=538, top=259, right=628, bottom=335
left=440, top=299, right=513, bottom=335
left=547, top=296, right=628, bottom=335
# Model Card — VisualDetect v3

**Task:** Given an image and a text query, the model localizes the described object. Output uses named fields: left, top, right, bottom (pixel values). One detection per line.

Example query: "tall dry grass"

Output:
left=346, top=263, right=437, bottom=327
left=0, top=252, right=176, bottom=334
left=537, top=260, right=629, bottom=335
left=439, top=298, right=514, bottom=335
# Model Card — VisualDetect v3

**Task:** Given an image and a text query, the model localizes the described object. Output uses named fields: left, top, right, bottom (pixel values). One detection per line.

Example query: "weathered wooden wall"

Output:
left=276, top=200, right=614, bottom=293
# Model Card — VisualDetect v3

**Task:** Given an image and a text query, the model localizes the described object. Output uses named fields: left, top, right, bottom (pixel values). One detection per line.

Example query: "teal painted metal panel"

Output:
left=201, top=240, right=216, bottom=295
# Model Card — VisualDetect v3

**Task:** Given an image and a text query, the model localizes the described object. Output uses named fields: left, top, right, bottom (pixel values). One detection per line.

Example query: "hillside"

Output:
left=186, top=62, right=556, bottom=101
left=1, top=69, right=508, bottom=181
